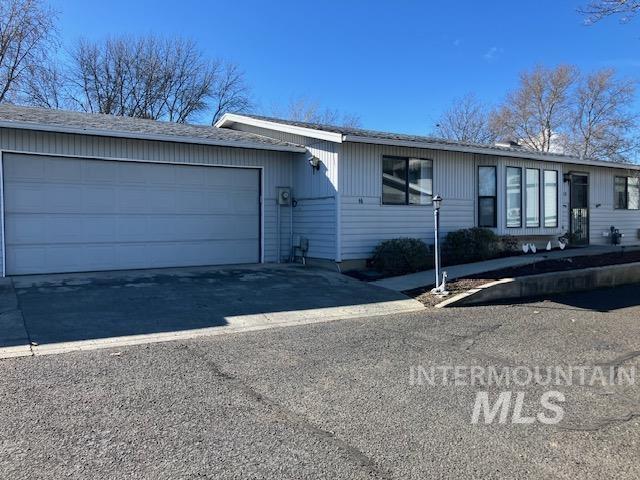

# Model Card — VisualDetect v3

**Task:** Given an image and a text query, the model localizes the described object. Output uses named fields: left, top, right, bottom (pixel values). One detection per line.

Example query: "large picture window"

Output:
left=525, top=169, right=540, bottom=227
left=382, top=156, right=433, bottom=205
left=615, top=176, right=640, bottom=210
left=543, top=170, right=558, bottom=228
left=506, top=167, right=522, bottom=227
left=478, top=166, right=497, bottom=227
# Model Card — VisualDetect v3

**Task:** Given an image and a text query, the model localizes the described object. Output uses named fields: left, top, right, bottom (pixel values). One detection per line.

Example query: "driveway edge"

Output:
left=2, top=298, right=424, bottom=359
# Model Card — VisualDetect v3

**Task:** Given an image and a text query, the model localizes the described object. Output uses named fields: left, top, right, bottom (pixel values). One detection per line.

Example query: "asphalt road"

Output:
left=1, top=285, right=640, bottom=479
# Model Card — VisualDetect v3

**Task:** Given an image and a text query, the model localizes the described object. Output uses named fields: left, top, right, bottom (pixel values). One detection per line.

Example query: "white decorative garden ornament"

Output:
left=530, top=244, right=537, bottom=254
left=546, top=241, right=552, bottom=251
left=522, top=243, right=530, bottom=254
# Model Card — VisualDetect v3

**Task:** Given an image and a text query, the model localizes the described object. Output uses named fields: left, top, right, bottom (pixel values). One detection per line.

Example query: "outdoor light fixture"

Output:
left=309, top=156, right=321, bottom=171
left=306, top=151, right=322, bottom=171
left=431, top=194, right=449, bottom=296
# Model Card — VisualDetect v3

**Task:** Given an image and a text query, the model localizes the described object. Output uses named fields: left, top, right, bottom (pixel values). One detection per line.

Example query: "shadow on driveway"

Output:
left=6, top=265, right=418, bottom=347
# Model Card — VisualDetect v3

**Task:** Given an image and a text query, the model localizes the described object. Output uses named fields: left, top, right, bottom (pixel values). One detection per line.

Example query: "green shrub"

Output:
left=443, top=228, right=501, bottom=264
left=371, top=238, right=433, bottom=276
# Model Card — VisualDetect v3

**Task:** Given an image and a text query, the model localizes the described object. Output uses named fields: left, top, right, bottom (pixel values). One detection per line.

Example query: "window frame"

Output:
left=629, top=176, right=640, bottom=210
left=506, top=166, right=523, bottom=228
left=525, top=168, right=541, bottom=228
left=614, top=176, right=628, bottom=210
left=477, top=165, right=497, bottom=228
left=543, top=170, right=559, bottom=228
left=381, top=155, right=433, bottom=206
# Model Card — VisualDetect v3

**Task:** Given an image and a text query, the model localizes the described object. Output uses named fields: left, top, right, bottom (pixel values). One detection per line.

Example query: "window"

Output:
left=382, top=156, right=433, bottom=205
left=615, top=177, right=627, bottom=209
left=525, top=169, right=540, bottom=227
left=478, top=166, right=497, bottom=227
left=506, top=167, right=522, bottom=227
left=543, top=170, right=558, bottom=228
left=630, top=177, right=640, bottom=210
left=615, top=176, right=640, bottom=210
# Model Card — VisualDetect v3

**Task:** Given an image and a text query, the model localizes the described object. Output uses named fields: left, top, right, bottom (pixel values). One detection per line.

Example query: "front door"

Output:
left=570, top=173, right=589, bottom=245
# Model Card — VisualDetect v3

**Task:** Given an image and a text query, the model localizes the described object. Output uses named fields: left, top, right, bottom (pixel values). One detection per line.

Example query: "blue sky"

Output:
left=49, top=0, right=640, bottom=134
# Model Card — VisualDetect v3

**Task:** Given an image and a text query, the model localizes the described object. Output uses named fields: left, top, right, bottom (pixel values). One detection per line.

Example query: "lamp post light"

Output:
left=431, top=194, right=449, bottom=295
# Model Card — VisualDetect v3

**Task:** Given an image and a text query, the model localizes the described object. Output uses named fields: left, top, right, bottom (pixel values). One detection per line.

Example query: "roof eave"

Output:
left=216, top=113, right=345, bottom=143
left=343, top=135, right=640, bottom=171
left=0, top=119, right=306, bottom=153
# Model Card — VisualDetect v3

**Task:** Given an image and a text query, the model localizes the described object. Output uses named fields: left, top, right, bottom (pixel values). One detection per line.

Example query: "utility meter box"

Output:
left=276, top=187, right=291, bottom=206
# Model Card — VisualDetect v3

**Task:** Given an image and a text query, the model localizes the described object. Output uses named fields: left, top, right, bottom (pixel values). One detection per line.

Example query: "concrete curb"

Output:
left=435, top=261, right=640, bottom=308
left=0, top=297, right=424, bottom=359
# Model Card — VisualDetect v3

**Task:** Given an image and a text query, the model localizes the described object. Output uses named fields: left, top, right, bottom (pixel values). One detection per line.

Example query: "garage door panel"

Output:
left=3, top=156, right=44, bottom=180
left=118, top=162, right=155, bottom=184
left=4, top=184, right=46, bottom=212
left=83, top=161, right=119, bottom=183
left=45, top=158, right=82, bottom=182
left=176, top=166, right=206, bottom=186
left=135, top=162, right=175, bottom=184
left=4, top=154, right=260, bottom=274
left=83, top=186, right=118, bottom=212
left=178, top=189, right=211, bottom=213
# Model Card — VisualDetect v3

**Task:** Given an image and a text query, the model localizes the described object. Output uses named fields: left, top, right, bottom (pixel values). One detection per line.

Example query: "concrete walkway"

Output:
left=372, top=245, right=640, bottom=292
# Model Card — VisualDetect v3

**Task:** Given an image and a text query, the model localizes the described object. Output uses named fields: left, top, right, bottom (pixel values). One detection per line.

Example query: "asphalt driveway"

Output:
left=0, top=265, right=421, bottom=354
left=0, top=285, right=639, bottom=479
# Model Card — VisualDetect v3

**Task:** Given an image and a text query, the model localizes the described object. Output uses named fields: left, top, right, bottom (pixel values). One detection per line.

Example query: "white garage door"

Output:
left=3, top=154, right=261, bottom=275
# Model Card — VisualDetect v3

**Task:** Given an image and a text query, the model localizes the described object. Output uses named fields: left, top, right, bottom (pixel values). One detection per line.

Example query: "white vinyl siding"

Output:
left=225, top=123, right=338, bottom=260
left=339, top=143, right=474, bottom=260
left=568, top=165, right=640, bottom=246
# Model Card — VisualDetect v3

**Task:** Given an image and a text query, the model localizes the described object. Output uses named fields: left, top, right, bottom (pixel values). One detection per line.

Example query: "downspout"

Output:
left=335, top=139, right=344, bottom=267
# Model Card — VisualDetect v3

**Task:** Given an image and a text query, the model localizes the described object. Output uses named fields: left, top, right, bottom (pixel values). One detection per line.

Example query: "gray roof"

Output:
left=235, top=114, right=640, bottom=170
left=240, top=113, right=531, bottom=149
left=0, top=104, right=305, bottom=152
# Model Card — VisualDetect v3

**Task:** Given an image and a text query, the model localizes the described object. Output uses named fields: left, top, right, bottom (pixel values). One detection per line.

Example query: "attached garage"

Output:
left=0, top=104, right=304, bottom=276
left=3, top=154, right=261, bottom=274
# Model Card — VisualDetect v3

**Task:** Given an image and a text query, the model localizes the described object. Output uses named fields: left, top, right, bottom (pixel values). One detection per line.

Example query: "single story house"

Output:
left=0, top=104, right=637, bottom=276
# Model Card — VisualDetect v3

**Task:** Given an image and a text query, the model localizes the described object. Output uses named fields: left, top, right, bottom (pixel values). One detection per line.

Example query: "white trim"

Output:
left=260, top=170, right=265, bottom=263
left=0, top=119, right=306, bottom=153
left=343, top=135, right=640, bottom=172
left=218, top=114, right=640, bottom=170
left=1, top=150, right=265, bottom=274
left=0, top=151, right=5, bottom=278
left=216, top=113, right=345, bottom=143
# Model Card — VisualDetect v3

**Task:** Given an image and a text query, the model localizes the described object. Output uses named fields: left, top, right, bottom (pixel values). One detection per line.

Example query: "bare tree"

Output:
left=53, top=35, right=250, bottom=124
left=490, top=65, right=578, bottom=152
left=434, top=93, right=496, bottom=144
left=273, top=97, right=361, bottom=128
left=580, top=0, right=640, bottom=23
left=565, top=69, right=637, bottom=160
left=210, top=63, right=252, bottom=125
left=0, top=0, right=57, bottom=103
left=20, top=60, right=67, bottom=109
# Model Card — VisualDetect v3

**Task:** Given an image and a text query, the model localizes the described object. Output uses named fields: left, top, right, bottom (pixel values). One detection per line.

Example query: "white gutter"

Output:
left=216, top=113, right=344, bottom=143
left=343, top=135, right=640, bottom=171
left=0, top=120, right=307, bottom=154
